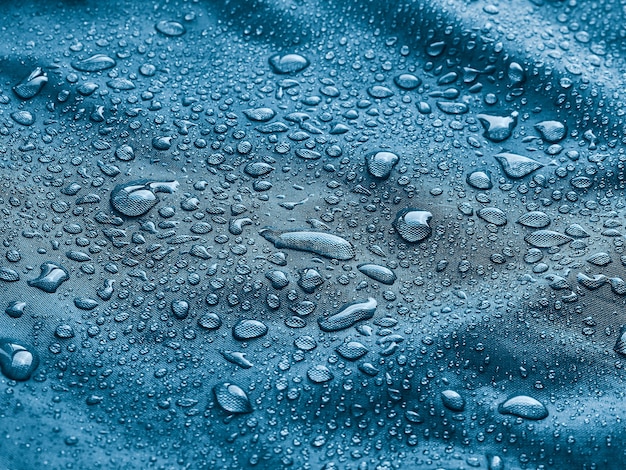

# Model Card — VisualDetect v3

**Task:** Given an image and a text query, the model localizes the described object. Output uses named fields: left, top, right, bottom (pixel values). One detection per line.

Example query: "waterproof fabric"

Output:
left=0, top=0, right=625, bottom=468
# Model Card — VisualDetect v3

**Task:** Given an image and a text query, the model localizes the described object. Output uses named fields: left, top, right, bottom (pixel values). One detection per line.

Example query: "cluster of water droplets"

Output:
left=0, top=0, right=625, bottom=468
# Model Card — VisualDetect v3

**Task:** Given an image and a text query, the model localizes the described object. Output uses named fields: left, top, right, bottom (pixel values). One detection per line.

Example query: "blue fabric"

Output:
left=0, top=0, right=624, bottom=468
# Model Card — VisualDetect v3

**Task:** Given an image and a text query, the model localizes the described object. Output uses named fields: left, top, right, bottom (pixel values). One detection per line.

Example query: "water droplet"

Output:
left=441, top=390, right=465, bottom=412
left=13, top=68, right=47, bottom=100
left=55, top=324, right=75, bottom=339
left=0, top=339, right=39, bottom=381
left=393, top=209, right=432, bottom=243
left=498, top=395, right=548, bottom=420
left=357, top=264, right=396, bottom=285
left=74, top=297, right=99, bottom=311
left=367, top=85, right=394, bottom=99
left=233, top=319, right=268, bottom=340
left=71, top=54, right=116, bottom=72
left=366, top=151, right=399, bottom=180
left=535, top=120, right=566, bottom=143
left=307, top=365, right=334, bottom=383
left=494, top=153, right=544, bottom=179
left=244, top=162, right=275, bottom=177
left=198, top=312, right=222, bottom=330
left=525, top=230, right=572, bottom=248
left=318, top=298, right=377, bottom=332
left=436, top=101, right=468, bottom=114
left=28, top=262, right=69, bottom=293
left=517, top=211, right=551, bottom=228
left=394, top=73, right=421, bottom=90
left=260, top=228, right=355, bottom=260
left=110, top=180, right=179, bottom=217
left=10, top=110, right=35, bottom=126
left=213, top=383, right=253, bottom=413
left=5, top=301, right=26, bottom=319
left=155, top=20, right=186, bottom=37
left=466, top=170, right=493, bottom=190
left=336, top=341, right=369, bottom=361
left=0, top=267, right=20, bottom=282
left=171, top=300, right=190, bottom=319
left=477, top=207, right=507, bottom=226
left=614, top=326, right=626, bottom=356
left=269, top=53, right=309, bottom=74
left=477, top=112, right=518, bottom=142
left=243, top=107, right=276, bottom=122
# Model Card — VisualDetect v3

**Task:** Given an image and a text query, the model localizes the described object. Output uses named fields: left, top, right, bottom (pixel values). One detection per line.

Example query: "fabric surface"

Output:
left=0, top=0, right=625, bottom=468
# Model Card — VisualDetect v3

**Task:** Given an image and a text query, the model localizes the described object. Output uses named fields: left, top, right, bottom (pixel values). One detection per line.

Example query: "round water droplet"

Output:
left=198, top=312, right=222, bottom=330
left=171, top=300, right=189, bottom=319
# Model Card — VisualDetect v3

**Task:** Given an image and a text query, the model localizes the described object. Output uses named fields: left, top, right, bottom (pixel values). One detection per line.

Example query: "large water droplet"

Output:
left=498, top=395, right=548, bottom=420
left=213, top=383, right=253, bottom=413
left=0, top=339, right=39, bottom=381
left=28, top=262, right=69, bottom=293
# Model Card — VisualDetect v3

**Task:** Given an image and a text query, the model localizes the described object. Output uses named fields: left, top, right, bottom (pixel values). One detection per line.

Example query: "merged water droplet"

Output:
left=13, top=67, right=47, bottom=100
left=28, top=262, right=69, bottom=293
left=477, top=112, right=518, bottom=142
left=0, top=339, right=39, bottom=381
left=318, top=298, right=377, bottom=332
left=5, top=301, right=26, bottom=318
left=110, top=180, right=179, bottom=217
